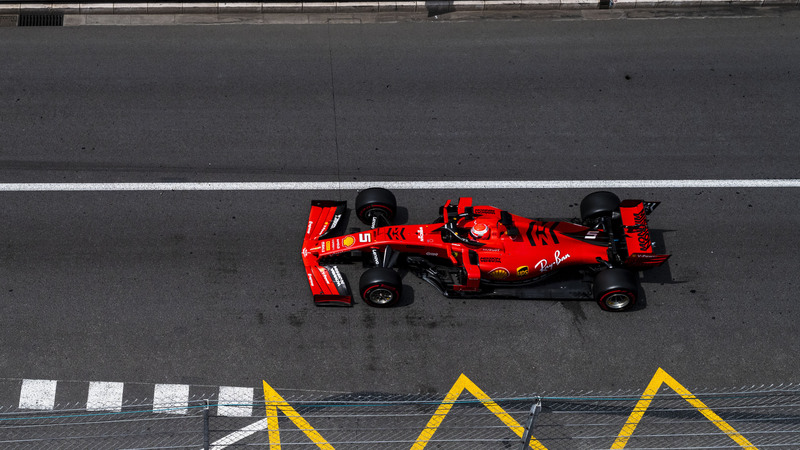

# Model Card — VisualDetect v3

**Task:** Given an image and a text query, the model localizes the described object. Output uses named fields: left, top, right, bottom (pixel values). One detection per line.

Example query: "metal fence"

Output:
left=1, top=383, right=800, bottom=449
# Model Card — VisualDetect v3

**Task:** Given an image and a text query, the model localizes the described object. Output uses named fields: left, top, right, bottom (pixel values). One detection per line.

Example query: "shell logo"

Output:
left=343, top=235, right=356, bottom=247
left=488, top=268, right=510, bottom=280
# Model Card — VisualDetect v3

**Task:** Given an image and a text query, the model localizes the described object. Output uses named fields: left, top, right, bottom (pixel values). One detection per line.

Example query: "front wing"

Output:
left=305, top=265, right=351, bottom=306
left=303, top=201, right=353, bottom=306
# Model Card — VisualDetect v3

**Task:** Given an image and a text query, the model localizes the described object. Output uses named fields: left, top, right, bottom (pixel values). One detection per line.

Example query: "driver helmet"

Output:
left=470, top=222, right=490, bottom=239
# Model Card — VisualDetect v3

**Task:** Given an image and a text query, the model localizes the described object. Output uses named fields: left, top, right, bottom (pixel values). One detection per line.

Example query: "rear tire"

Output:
left=580, top=191, right=620, bottom=225
left=355, top=188, right=397, bottom=226
left=359, top=267, right=402, bottom=307
left=594, top=268, right=638, bottom=312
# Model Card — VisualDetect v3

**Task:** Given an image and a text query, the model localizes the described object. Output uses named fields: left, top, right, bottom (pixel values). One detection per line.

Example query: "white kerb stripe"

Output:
left=218, top=386, right=254, bottom=417
left=153, top=383, right=190, bottom=415
left=19, top=379, right=57, bottom=410
left=210, top=418, right=270, bottom=449
left=87, top=381, right=124, bottom=412
left=0, top=179, right=798, bottom=191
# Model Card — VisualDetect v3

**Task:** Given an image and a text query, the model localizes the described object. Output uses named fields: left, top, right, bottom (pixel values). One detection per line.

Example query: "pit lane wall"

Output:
left=2, top=369, right=800, bottom=449
left=0, top=0, right=798, bottom=18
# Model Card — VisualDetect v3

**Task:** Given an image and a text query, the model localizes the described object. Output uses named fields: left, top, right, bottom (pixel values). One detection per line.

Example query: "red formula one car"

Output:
left=301, top=188, right=669, bottom=311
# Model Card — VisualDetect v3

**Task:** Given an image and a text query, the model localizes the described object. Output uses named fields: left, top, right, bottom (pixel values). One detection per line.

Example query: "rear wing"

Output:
left=619, top=200, right=670, bottom=268
left=303, top=201, right=353, bottom=306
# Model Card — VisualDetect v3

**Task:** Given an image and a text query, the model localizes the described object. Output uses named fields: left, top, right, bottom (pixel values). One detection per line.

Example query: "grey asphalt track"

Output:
left=0, top=9, right=799, bottom=399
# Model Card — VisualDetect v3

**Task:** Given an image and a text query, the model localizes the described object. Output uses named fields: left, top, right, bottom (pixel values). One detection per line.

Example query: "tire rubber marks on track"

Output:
left=214, top=369, right=758, bottom=450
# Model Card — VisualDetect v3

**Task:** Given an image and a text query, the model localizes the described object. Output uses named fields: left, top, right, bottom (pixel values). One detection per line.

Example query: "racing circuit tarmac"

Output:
left=0, top=7, right=799, bottom=406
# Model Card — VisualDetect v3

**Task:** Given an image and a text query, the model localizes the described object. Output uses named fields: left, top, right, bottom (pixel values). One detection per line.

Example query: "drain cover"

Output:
left=0, top=15, right=19, bottom=27
left=18, top=12, right=64, bottom=26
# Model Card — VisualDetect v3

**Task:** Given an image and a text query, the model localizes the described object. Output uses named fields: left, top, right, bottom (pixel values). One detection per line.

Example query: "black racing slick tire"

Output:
left=580, top=191, right=620, bottom=224
left=593, top=268, right=638, bottom=312
left=359, top=267, right=402, bottom=308
left=355, top=187, right=397, bottom=226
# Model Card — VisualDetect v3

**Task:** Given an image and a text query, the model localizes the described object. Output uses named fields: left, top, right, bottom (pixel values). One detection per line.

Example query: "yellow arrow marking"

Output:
left=412, top=373, right=547, bottom=450
left=262, top=380, right=335, bottom=450
left=611, top=368, right=758, bottom=449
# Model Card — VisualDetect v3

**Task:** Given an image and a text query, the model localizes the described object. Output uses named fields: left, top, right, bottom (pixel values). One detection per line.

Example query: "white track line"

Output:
left=18, top=379, right=57, bottom=410
left=153, top=384, right=190, bottom=415
left=0, top=179, right=798, bottom=191
left=87, top=381, right=124, bottom=412
left=217, top=386, right=254, bottom=417
left=209, top=418, right=270, bottom=449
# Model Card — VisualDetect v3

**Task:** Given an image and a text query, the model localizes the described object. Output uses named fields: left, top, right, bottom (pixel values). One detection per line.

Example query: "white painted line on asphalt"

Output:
left=87, top=381, right=124, bottom=412
left=19, top=379, right=57, bottom=410
left=153, top=383, right=190, bottom=415
left=218, top=386, right=254, bottom=417
left=0, top=179, right=798, bottom=192
left=209, top=418, right=270, bottom=449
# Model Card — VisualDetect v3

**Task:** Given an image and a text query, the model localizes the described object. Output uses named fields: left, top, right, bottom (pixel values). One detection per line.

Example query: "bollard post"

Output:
left=520, top=397, right=542, bottom=450
left=203, top=399, right=210, bottom=450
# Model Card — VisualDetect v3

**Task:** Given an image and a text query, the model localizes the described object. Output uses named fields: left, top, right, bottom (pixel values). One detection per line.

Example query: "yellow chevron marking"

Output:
left=262, top=380, right=335, bottom=450
left=411, top=373, right=547, bottom=450
left=611, top=368, right=757, bottom=449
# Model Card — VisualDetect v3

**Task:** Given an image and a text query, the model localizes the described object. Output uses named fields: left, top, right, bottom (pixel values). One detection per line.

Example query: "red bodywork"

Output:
left=302, top=197, right=668, bottom=306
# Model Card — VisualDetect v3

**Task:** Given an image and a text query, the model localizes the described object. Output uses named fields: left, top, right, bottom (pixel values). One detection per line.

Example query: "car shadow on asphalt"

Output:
left=396, top=284, right=416, bottom=308
left=640, top=229, right=681, bottom=286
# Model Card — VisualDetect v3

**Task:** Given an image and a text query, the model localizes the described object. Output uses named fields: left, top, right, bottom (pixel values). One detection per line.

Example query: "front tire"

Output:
left=355, top=187, right=397, bottom=226
left=593, top=268, right=638, bottom=312
left=359, top=267, right=402, bottom=307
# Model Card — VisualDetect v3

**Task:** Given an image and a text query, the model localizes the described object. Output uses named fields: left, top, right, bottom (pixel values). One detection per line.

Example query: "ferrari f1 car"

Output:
left=302, top=188, right=669, bottom=312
